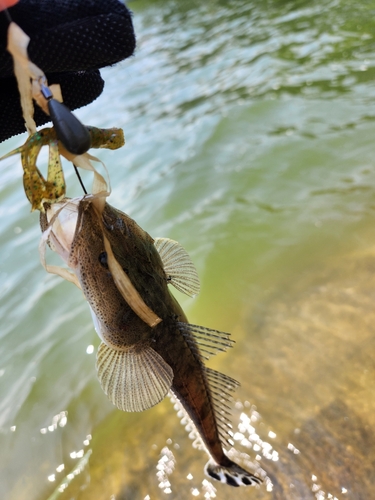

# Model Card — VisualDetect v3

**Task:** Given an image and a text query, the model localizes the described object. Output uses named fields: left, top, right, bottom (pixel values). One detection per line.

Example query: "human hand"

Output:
left=0, top=0, right=136, bottom=143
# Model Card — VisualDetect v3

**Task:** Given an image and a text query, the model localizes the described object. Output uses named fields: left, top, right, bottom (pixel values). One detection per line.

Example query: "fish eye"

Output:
left=98, top=251, right=108, bottom=269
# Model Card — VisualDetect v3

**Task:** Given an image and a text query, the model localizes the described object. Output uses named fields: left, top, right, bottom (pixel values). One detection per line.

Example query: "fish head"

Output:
left=41, top=198, right=157, bottom=349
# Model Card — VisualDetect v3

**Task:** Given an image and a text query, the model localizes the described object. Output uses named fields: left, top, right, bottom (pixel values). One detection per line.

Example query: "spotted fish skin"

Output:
left=40, top=198, right=262, bottom=488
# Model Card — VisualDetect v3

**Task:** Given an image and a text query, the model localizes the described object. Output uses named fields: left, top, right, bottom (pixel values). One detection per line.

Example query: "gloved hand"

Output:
left=0, top=0, right=136, bottom=143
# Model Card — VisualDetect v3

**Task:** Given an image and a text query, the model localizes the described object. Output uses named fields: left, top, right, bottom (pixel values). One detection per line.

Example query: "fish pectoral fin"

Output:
left=96, top=342, right=173, bottom=412
left=154, top=237, right=200, bottom=297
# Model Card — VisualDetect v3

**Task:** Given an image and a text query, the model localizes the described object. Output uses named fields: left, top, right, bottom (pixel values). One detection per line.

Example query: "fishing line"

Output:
left=0, top=0, right=20, bottom=21
left=2, top=8, right=12, bottom=23
left=73, top=164, right=88, bottom=195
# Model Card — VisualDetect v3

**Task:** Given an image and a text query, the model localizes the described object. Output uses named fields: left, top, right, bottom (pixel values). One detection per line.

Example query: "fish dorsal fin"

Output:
left=96, top=342, right=174, bottom=412
left=154, top=237, right=200, bottom=297
left=205, top=367, right=240, bottom=448
left=170, top=366, right=240, bottom=450
left=177, top=322, right=234, bottom=360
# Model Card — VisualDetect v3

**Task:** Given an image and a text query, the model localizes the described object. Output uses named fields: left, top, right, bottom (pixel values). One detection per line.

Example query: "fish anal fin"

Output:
left=96, top=342, right=173, bottom=412
left=154, top=237, right=200, bottom=297
left=205, top=458, right=262, bottom=487
left=177, top=322, right=235, bottom=360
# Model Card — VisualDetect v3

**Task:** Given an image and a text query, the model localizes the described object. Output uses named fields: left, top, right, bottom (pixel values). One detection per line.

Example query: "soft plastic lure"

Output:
left=0, top=126, right=124, bottom=211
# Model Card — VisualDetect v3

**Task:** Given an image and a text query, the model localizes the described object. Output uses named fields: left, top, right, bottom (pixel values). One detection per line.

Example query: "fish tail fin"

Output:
left=204, top=458, right=262, bottom=487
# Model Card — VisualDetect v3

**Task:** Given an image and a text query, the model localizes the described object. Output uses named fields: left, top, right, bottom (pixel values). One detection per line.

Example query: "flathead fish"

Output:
left=40, top=197, right=262, bottom=488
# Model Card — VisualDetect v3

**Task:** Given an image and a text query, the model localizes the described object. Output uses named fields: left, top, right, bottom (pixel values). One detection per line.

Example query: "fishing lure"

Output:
left=0, top=126, right=124, bottom=211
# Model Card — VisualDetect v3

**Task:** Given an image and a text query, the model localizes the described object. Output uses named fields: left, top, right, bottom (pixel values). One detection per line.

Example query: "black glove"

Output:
left=0, top=0, right=136, bottom=143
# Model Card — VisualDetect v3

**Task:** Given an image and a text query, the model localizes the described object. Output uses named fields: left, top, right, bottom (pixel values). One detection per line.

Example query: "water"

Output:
left=1, top=0, right=375, bottom=498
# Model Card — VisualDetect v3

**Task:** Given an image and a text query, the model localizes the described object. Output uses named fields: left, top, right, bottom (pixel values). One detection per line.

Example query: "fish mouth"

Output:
left=44, top=198, right=80, bottom=263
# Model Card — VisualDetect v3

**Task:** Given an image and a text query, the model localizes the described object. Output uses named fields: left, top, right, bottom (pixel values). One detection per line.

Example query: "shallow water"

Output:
left=1, top=0, right=375, bottom=498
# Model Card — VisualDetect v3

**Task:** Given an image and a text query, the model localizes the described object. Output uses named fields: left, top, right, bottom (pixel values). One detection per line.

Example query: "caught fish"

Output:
left=40, top=197, right=262, bottom=488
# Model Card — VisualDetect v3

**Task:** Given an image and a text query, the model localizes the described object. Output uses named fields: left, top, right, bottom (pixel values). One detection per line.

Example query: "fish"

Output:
left=40, top=196, right=262, bottom=488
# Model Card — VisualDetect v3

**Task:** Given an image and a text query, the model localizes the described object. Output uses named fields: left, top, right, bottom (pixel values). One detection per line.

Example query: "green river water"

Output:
left=1, top=0, right=375, bottom=498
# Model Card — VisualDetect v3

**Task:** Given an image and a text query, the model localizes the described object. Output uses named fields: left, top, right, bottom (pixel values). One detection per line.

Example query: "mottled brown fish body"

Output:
left=41, top=198, right=262, bottom=487
left=84, top=201, right=227, bottom=463
left=153, top=315, right=228, bottom=465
